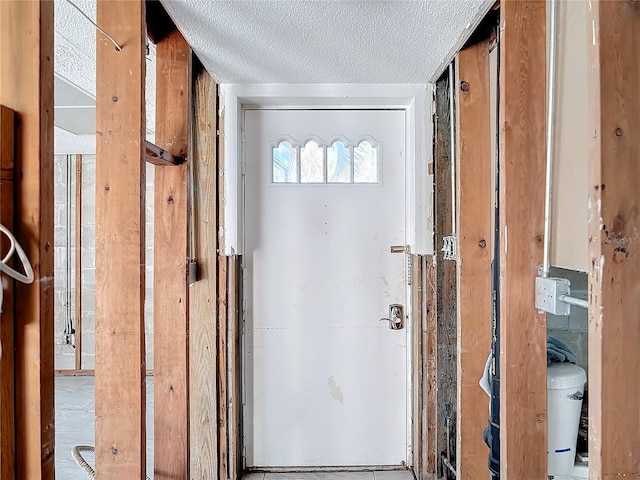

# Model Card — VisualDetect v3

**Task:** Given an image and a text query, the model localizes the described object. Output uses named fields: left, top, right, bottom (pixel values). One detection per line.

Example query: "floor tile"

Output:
left=55, top=375, right=154, bottom=480
left=373, top=471, right=414, bottom=480
left=265, top=472, right=375, bottom=480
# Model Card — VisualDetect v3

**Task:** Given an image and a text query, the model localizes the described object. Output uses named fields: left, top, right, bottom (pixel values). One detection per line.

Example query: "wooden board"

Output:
left=227, top=256, right=241, bottom=480
left=498, top=2, right=547, bottom=478
left=587, top=2, right=640, bottom=478
left=411, top=255, right=423, bottom=479
left=75, top=154, right=82, bottom=371
left=217, top=255, right=229, bottom=480
left=189, top=61, right=219, bottom=479
left=154, top=29, right=190, bottom=480
left=423, top=256, right=437, bottom=480
left=94, top=2, right=147, bottom=479
left=455, top=39, right=492, bottom=480
left=434, top=72, right=457, bottom=476
left=0, top=105, right=16, bottom=480
left=0, top=2, right=55, bottom=478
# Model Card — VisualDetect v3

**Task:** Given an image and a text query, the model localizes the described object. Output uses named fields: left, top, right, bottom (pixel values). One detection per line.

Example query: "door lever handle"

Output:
left=379, top=304, right=404, bottom=330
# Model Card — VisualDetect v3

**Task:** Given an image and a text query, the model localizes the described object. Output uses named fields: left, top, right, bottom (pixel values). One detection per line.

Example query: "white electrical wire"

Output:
left=0, top=223, right=35, bottom=358
left=0, top=223, right=34, bottom=285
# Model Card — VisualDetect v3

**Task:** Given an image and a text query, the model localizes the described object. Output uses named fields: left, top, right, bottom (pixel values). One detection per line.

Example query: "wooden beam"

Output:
left=411, top=255, right=423, bottom=480
left=217, top=255, right=229, bottom=480
left=189, top=60, right=219, bottom=478
left=95, top=1, right=147, bottom=479
left=424, top=255, right=437, bottom=480
left=154, top=28, right=190, bottom=480
left=498, top=1, right=547, bottom=478
left=587, top=2, right=640, bottom=478
left=0, top=105, right=16, bottom=480
left=75, top=154, right=82, bottom=371
left=0, top=2, right=55, bottom=478
left=145, top=140, right=185, bottom=166
left=455, top=39, right=492, bottom=480
left=227, top=256, right=241, bottom=480
left=434, top=71, right=457, bottom=476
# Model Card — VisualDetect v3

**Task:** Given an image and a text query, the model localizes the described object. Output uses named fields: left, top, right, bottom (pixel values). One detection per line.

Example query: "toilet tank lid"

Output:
left=547, top=363, right=587, bottom=390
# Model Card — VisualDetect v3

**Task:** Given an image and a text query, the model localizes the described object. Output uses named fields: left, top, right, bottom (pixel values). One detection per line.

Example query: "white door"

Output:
left=243, top=109, right=408, bottom=469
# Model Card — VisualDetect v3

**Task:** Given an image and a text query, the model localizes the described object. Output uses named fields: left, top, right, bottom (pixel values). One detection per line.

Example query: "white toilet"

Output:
left=547, top=363, right=588, bottom=479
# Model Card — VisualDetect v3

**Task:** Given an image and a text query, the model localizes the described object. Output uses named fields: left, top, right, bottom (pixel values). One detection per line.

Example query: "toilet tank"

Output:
left=547, top=363, right=587, bottom=476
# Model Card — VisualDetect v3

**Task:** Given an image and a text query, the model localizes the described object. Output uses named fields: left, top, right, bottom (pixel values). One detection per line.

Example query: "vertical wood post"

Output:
left=217, top=255, right=229, bottom=480
left=95, top=2, right=147, bottom=479
left=227, top=255, right=241, bottom=480
left=189, top=61, right=219, bottom=479
left=588, top=2, right=640, bottom=477
left=75, top=154, right=83, bottom=371
left=412, top=255, right=423, bottom=480
left=154, top=29, right=190, bottom=480
left=424, top=255, right=437, bottom=480
left=498, top=1, right=547, bottom=478
left=0, top=106, right=16, bottom=480
left=0, top=2, right=55, bottom=478
left=434, top=71, right=458, bottom=476
left=455, top=38, right=492, bottom=480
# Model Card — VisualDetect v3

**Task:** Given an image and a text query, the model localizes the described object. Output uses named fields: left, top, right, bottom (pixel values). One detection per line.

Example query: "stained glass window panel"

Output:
left=354, top=141, right=378, bottom=183
left=327, top=141, right=351, bottom=183
left=300, top=141, right=324, bottom=183
left=272, top=141, right=298, bottom=183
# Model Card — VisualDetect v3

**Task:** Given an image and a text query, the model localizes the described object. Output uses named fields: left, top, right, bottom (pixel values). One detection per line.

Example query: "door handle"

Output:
left=379, top=304, right=404, bottom=330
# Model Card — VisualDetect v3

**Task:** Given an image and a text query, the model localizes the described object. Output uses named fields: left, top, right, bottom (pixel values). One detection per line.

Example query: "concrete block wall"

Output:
left=53, top=154, right=155, bottom=370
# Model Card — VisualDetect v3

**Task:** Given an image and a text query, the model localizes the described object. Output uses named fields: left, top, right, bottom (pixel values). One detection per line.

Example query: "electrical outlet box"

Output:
left=535, top=276, right=571, bottom=316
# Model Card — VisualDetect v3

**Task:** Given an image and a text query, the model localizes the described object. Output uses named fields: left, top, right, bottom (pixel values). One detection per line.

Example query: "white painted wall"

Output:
left=550, top=0, right=589, bottom=272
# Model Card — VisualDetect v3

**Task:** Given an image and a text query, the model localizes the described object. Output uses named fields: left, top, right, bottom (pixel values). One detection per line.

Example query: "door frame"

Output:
left=219, top=84, right=434, bottom=470
left=219, top=84, right=434, bottom=257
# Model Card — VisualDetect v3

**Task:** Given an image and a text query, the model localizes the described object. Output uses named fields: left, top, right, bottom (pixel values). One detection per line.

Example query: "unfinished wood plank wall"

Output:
left=434, top=71, right=457, bottom=477
left=0, top=2, right=55, bottom=478
left=154, top=29, right=191, bottom=479
left=588, top=2, right=640, bottom=477
left=189, top=61, right=219, bottom=479
left=498, top=1, right=547, bottom=478
left=0, top=106, right=16, bottom=480
left=94, top=1, right=147, bottom=478
left=455, top=37, right=492, bottom=480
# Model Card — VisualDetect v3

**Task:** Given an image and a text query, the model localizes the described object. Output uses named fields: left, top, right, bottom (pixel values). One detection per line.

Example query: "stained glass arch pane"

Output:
left=300, top=140, right=324, bottom=183
left=354, top=141, right=378, bottom=183
left=272, top=141, right=298, bottom=183
left=327, top=141, right=351, bottom=183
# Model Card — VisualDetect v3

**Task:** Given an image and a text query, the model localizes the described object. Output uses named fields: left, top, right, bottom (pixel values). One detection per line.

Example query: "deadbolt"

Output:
left=379, top=304, right=404, bottom=330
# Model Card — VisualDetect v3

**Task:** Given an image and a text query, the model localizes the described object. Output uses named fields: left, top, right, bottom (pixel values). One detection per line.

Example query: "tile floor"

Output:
left=243, top=472, right=414, bottom=480
left=56, top=376, right=413, bottom=480
left=55, top=375, right=154, bottom=479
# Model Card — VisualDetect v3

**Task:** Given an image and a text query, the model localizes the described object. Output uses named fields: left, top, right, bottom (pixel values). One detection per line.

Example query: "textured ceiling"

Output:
left=161, top=0, right=493, bottom=84
left=53, top=0, right=492, bottom=152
